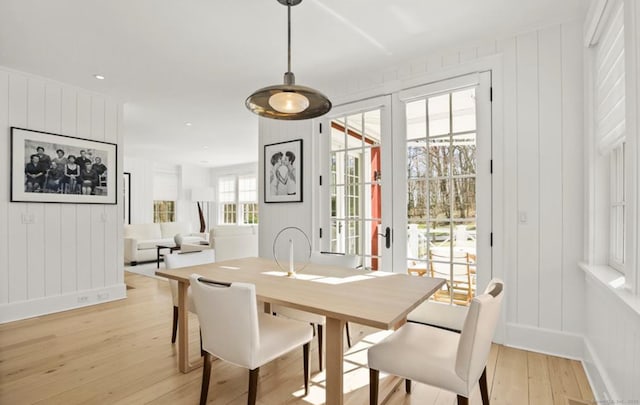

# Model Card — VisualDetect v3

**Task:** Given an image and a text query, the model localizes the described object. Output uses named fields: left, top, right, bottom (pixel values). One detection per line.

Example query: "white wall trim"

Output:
left=504, top=322, right=584, bottom=360
left=0, top=284, right=126, bottom=324
left=583, top=336, right=618, bottom=401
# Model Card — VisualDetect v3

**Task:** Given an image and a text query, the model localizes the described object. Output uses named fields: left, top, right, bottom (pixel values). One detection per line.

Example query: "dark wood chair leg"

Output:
left=345, top=322, right=352, bottom=348
left=199, top=328, right=204, bottom=357
left=317, top=324, right=323, bottom=371
left=369, top=368, right=379, bottom=405
left=457, top=395, right=469, bottom=405
left=200, top=352, right=212, bottom=405
left=479, top=366, right=490, bottom=405
left=303, top=342, right=310, bottom=396
left=171, top=306, right=178, bottom=343
left=248, top=367, right=260, bottom=405
left=405, top=378, right=412, bottom=393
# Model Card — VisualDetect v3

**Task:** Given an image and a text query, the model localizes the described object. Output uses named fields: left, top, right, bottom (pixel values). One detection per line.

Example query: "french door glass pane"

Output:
left=330, top=107, right=383, bottom=270
left=406, top=99, right=426, bottom=141
left=452, top=89, right=476, bottom=133
left=406, top=86, right=478, bottom=306
left=428, top=94, right=450, bottom=136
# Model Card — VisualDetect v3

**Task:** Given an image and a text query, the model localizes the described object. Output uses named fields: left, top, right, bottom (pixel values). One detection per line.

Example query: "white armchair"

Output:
left=367, top=279, right=504, bottom=405
left=190, top=274, right=313, bottom=405
left=272, top=251, right=360, bottom=370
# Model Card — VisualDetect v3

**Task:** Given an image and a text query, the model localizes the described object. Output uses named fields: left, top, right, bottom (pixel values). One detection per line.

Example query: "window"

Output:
left=218, top=177, right=237, bottom=225
left=610, top=143, right=625, bottom=271
left=588, top=0, right=626, bottom=274
left=218, top=175, right=258, bottom=225
left=239, top=175, right=258, bottom=224
left=153, top=200, right=175, bottom=223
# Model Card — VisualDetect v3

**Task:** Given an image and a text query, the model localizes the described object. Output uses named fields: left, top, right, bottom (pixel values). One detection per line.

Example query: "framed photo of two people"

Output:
left=264, top=139, right=302, bottom=203
left=10, top=127, right=118, bottom=204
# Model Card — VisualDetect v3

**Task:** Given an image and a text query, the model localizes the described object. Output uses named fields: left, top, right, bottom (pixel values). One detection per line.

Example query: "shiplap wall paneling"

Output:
left=585, top=277, right=640, bottom=400
left=561, top=22, right=585, bottom=334
left=8, top=74, right=28, bottom=303
left=258, top=119, right=313, bottom=261
left=26, top=77, right=46, bottom=301
left=90, top=96, right=106, bottom=289
left=104, top=101, right=120, bottom=286
left=0, top=66, right=124, bottom=321
left=538, top=25, right=563, bottom=331
left=516, top=31, right=541, bottom=327
left=60, top=87, right=78, bottom=294
left=498, top=36, right=519, bottom=326
left=0, top=70, right=8, bottom=304
left=75, top=92, right=92, bottom=291
left=44, top=83, right=62, bottom=297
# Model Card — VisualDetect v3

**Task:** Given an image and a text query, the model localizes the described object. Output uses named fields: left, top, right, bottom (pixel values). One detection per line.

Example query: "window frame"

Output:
left=217, top=175, right=259, bottom=226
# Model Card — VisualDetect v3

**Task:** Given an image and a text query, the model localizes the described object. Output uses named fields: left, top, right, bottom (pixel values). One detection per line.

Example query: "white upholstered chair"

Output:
left=165, top=250, right=216, bottom=344
left=190, top=274, right=313, bottom=405
left=367, top=279, right=504, bottom=405
left=272, top=251, right=360, bottom=370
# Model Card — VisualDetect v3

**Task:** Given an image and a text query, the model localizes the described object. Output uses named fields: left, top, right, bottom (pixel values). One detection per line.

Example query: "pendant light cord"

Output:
left=287, top=4, right=291, bottom=73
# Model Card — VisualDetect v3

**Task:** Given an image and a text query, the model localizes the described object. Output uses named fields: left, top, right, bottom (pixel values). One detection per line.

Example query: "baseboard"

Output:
left=582, top=337, right=617, bottom=402
left=0, top=284, right=127, bottom=324
left=504, top=323, right=584, bottom=360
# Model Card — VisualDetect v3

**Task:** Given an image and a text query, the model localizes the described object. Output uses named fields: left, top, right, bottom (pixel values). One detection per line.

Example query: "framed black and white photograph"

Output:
left=264, top=139, right=302, bottom=203
left=11, top=127, right=118, bottom=204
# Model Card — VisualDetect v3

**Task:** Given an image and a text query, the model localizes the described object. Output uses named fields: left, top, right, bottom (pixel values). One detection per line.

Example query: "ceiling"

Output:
left=0, top=0, right=588, bottom=168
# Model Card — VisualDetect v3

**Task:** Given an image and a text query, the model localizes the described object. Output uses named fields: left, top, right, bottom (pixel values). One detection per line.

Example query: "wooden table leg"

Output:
left=325, top=316, right=345, bottom=405
left=178, top=281, right=189, bottom=373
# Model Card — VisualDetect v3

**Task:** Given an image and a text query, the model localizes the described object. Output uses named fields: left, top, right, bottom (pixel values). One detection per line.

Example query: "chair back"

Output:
left=190, top=274, right=260, bottom=369
left=165, top=250, right=215, bottom=307
left=430, top=250, right=472, bottom=279
left=310, top=251, right=360, bottom=268
left=454, top=279, right=504, bottom=383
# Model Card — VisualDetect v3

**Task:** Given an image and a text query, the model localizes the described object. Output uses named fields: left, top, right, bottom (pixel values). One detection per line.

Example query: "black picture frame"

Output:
left=10, top=127, right=118, bottom=204
left=124, top=172, right=131, bottom=224
left=264, top=139, right=303, bottom=203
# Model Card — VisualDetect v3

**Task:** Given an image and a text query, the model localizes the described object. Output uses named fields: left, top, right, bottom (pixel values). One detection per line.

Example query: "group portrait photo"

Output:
left=11, top=127, right=117, bottom=204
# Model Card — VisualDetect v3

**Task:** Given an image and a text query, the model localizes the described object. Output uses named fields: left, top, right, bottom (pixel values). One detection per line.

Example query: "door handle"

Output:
left=379, top=227, right=391, bottom=249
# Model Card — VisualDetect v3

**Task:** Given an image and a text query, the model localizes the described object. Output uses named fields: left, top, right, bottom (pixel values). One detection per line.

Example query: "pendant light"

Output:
left=245, top=0, right=331, bottom=120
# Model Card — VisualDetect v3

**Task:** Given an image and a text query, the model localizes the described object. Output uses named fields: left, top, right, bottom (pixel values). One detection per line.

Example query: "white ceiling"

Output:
left=0, top=0, right=588, bottom=168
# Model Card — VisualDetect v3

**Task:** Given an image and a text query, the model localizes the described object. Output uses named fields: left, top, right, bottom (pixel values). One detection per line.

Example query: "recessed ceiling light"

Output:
left=94, top=74, right=105, bottom=80
left=203, top=146, right=209, bottom=149
left=185, top=122, right=192, bottom=126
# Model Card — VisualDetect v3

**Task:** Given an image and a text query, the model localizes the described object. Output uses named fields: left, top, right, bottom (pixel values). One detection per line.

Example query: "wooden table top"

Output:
left=156, top=257, right=445, bottom=330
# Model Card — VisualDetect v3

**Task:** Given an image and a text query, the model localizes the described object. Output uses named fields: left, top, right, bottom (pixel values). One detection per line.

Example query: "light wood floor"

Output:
left=0, top=272, right=595, bottom=405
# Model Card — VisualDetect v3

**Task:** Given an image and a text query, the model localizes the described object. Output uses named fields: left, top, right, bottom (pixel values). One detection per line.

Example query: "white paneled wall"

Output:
left=258, top=119, right=313, bottom=261
left=123, top=158, right=153, bottom=224
left=265, top=20, right=585, bottom=347
left=0, top=67, right=124, bottom=323
left=584, top=273, right=640, bottom=401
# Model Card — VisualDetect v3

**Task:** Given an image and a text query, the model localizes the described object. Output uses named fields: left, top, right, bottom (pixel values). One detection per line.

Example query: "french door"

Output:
left=318, top=96, right=393, bottom=271
left=395, top=72, right=492, bottom=316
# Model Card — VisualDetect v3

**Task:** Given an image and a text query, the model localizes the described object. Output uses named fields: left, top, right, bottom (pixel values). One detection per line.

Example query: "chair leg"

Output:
left=369, top=369, right=379, bottom=405
left=200, top=352, right=212, bottom=405
left=479, top=366, right=490, bottom=405
left=317, top=324, right=323, bottom=371
left=457, top=395, right=469, bottom=405
left=303, top=342, right=310, bottom=396
left=171, top=306, right=178, bottom=343
left=200, top=328, right=204, bottom=357
left=345, top=322, right=352, bottom=348
left=248, top=367, right=260, bottom=405
left=405, top=378, right=412, bottom=393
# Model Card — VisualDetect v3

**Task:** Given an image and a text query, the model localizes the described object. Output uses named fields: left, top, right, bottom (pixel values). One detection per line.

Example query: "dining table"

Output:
left=156, top=256, right=445, bottom=405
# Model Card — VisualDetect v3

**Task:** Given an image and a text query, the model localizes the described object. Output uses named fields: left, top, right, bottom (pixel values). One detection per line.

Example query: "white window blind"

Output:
left=594, top=0, right=625, bottom=154
left=153, top=171, right=178, bottom=201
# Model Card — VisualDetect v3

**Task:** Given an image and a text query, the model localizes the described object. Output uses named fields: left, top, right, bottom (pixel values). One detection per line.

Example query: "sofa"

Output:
left=208, top=225, right=258, bottom=262
left=124, top=222, right=207, bottom=265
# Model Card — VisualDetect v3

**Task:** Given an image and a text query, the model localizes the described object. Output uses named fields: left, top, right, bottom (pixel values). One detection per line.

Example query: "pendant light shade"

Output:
left=246, top=0, right=331, bottom=120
